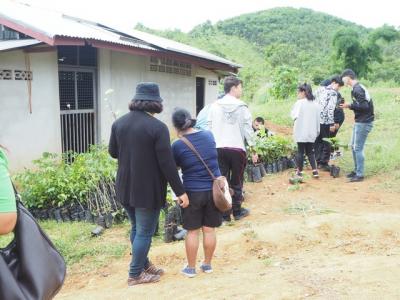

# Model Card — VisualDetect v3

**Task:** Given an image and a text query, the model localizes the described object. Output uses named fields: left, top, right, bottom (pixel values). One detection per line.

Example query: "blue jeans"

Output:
left=351, top=122, right=373, bottom=177
left=124, top=206, right=160, bottom=277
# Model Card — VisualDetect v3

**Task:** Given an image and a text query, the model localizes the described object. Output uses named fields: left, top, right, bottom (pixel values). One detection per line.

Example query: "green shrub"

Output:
left=15, top=145, right=117, bottom=210
left=270, top=66, right=299, bottom=100
left=248, top=130, right=295, bottom=163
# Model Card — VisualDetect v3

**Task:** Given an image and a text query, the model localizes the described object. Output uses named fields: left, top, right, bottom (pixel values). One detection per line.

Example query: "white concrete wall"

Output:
left=0, top=49, right=60, bottom=171
left=194, top=66, right=220, bottom=107
left=98, top=49, right=220, bottom=143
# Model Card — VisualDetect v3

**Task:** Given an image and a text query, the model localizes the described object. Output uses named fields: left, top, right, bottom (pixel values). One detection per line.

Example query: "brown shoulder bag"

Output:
left=180, top=136, right=232, bottom=213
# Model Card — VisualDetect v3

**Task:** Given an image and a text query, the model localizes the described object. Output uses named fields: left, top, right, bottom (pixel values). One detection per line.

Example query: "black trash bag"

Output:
left=84, top=210, right=94, bottom=223
left=281, top=157, right=288, bottom=170
left=174, top=227, right=187, bottom=241
left=53, top=208, right=63, bottom=223
left=246, top=166, right=254, bottom=182
left=104, top=212, right=113, bottom=229
left=94, top=214, right=106, bottom=228
left=259, top=163, right=267, bottom=177
left=38, top=209, right=49, bottom=220
left=69, top=205, right=80, bottom=222
left=272, top=161, right=278, bottom=173
left=330, top=165, right=341, bottom=178
left=277, top=160, right=283, bottom=172
left=251, top=165, right=262, bottom=182
left=60, top=207, right=71, bottom=222
left=266, top=163, right=273, bottom=174
left=164, top=204, right=181, bottom=243
left=91, top=226, right=104, bottom=237
left=288, top=157, right=297, bottom=169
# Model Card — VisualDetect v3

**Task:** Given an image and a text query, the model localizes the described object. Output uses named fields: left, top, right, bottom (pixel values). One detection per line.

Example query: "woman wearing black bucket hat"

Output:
left=109, top=82, right=189, bottom=286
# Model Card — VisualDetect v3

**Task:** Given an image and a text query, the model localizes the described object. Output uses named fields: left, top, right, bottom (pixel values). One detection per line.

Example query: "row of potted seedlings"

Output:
left=28, top=202, right=127, bottom=228
left=247, top=156, right=296, bottom=182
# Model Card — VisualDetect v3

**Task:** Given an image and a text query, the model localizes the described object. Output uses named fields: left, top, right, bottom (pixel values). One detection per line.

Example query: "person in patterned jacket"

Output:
left=314, top=76, right=344, bottom=170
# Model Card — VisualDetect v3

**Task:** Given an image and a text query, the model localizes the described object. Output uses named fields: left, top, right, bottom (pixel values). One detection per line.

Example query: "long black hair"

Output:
left=172, top=108, right=196, bottom=131
left=129, top=100, right=163, bottom=114
left=298, top=83, right=314, bottom=101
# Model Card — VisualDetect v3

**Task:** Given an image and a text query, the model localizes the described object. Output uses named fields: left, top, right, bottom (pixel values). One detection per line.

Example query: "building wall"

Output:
left=0, top=49, right=60, bottom=171
left=0, top=47, right=220, bottom=170
left=98, top=49, right=219, bottom=144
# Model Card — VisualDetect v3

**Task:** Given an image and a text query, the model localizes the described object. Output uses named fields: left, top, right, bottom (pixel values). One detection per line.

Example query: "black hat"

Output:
left=132, top=82, right=163, bottom=102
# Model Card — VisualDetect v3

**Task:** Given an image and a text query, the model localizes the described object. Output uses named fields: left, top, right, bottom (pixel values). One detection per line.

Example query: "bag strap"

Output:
left=180, top=136, right=216, bottom=180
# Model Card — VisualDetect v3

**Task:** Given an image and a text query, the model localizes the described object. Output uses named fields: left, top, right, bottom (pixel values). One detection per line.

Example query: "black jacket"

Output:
left=109, top=111, right=185, bottom=209
left=350, top=83, right=374, bottom=123
left=334, top=92, right=345, bottom=126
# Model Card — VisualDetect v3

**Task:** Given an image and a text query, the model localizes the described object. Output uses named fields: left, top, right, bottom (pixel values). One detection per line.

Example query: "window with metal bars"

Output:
left=57, top=46, right=97, bottom=66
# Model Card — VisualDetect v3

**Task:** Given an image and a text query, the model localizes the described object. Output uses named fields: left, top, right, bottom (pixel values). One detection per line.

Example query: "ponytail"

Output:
left=298, top=83, right=314, bottom=101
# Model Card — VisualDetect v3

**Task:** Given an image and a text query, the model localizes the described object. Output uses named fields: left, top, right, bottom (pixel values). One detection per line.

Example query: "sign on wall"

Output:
left=0, top=69, right=33, bottom=80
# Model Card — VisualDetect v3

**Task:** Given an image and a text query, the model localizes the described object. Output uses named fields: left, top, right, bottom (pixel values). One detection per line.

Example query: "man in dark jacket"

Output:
left=109, top=82, right=189, bottom=286
left=340, top=69, right=374, bottom=182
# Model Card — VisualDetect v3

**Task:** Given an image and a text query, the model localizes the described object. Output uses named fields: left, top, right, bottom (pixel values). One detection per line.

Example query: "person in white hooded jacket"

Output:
left=207, top=76, right=257, bottom=221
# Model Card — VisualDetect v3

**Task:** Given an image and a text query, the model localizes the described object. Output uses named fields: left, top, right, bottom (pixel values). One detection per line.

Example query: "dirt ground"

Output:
left=57, top=169, right=400, bottom=300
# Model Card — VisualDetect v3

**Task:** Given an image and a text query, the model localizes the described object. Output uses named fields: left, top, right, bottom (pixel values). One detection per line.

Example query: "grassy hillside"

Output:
left=215, top=7, right=369, bottom=54
left=136, top=7, right=399, bottom=101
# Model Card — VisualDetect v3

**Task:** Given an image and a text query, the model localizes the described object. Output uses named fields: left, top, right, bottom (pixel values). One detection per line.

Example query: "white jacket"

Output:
left=291, top=98, right=321, bottom=143
left=207, top=94, right=254, bottom=151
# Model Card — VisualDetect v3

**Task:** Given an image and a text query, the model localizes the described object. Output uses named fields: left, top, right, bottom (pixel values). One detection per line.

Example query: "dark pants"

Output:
left=217, top=148, right=247, bottom=217
left=124, top=206, right=160, bottom=277
left=315, top=124, right=332, bottom=166
left=296, top=142, right=317, bottom=172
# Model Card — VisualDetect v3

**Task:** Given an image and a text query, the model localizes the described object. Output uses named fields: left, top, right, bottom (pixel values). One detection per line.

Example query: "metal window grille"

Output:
left=59, top=69, right=96, bottom=154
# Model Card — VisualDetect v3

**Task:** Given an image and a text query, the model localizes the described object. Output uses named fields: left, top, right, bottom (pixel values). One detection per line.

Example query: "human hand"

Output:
left=334, top=123, right=340, bottom=130
left=329, top=125, right=336, bottom=133
left=339, top=103, right=350, bottom=109
left=252, top=153, right=259, bottom=164
left=177, top=193, right=189, bottom=208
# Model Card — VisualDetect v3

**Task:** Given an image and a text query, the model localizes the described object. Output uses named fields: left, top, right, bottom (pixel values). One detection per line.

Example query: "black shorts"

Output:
left=183, top=190, right=222, bottom=230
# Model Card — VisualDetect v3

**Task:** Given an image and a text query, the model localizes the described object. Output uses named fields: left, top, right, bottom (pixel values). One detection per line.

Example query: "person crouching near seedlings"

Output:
left=171, top=108, right=222, bottom=278
left=290, top=83, right=321, bottom=178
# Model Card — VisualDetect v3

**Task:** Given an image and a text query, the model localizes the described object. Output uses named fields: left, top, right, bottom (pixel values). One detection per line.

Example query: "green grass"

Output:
left=0, top=210, right=170, bottom=269
left=250, top=86, right=400, bottom=187
left=283, top=200, right=337, bottom=216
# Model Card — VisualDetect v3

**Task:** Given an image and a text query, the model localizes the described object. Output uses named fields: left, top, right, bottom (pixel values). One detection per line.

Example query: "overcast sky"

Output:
left=13, top=0, right=400, bottom=31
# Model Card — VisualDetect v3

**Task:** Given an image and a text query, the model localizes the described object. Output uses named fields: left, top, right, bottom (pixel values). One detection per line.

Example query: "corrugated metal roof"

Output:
left=0, top=1, right=240, bottom=69
left=0, top=2, right=157, bottom=51
left=104, top=25, right=241, bottom=68
left=0, top=38, right=41, bottom=51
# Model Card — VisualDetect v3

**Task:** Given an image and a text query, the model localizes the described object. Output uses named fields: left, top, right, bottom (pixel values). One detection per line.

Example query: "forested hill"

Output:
left=136, top=7, right=399, bottom=100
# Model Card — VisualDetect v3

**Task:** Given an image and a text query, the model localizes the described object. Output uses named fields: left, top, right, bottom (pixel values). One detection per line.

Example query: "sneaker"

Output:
left=222, top=215, right=231, bottom=222
left=181, top=266, right=197, bottom=278
left=348, top=175, right=364, bottom=183
left=234, top=208, right=250, bottom=221
left=127, top=272, right=160, bottom=286
left=145, top=262, right=164, bottom=276
left=312, top=170, right=319, bottom=178
left=200, top=264, right=213, bottom=273
left=346, top=171, right=356, bottom=179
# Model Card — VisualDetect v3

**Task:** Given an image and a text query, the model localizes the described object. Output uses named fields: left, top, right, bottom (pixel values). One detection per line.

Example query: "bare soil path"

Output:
left=57, top=170, right=400, bottom=300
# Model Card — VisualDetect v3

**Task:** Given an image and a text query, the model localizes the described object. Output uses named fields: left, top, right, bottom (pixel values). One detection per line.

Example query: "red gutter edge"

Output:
left=0, top=17, right=55, bottom=45
left=0, top=16, right=238, bottom=72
